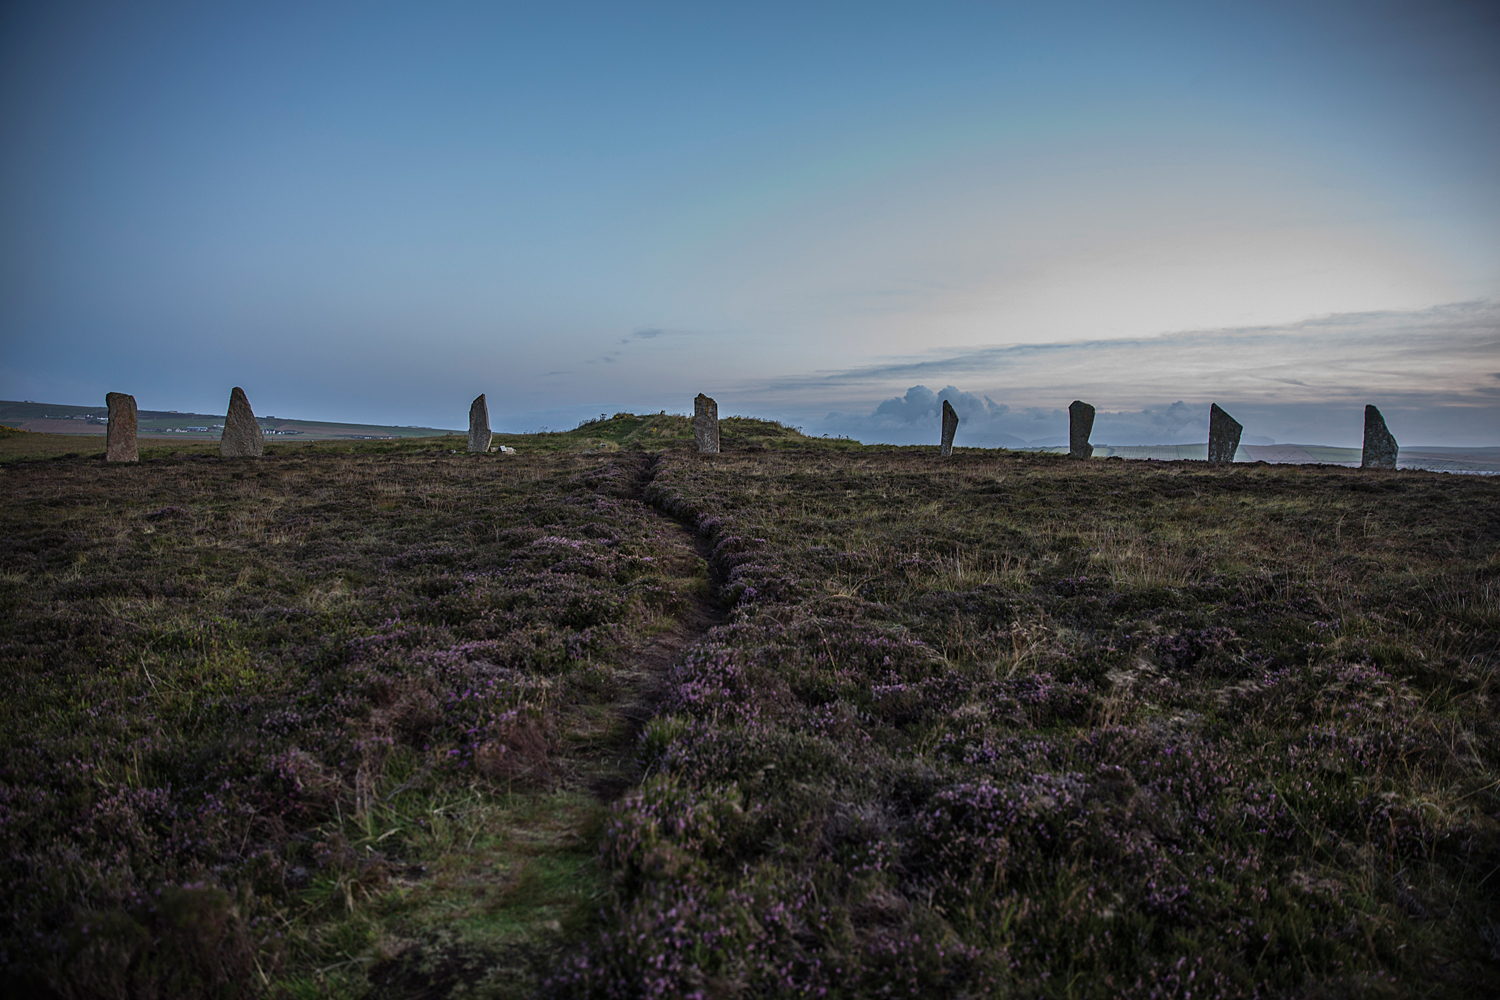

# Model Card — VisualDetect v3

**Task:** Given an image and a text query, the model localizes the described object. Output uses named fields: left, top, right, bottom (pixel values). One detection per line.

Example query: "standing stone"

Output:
left=940, top=400, right=959, bottom=457
left=1207, top=404, right=1242, bottom=465
left=1068, top=400, right=1095, bottom=459
left=694, top=393, right=719, bottom=454
left=220, top=387, right=265, bottom=458
left=105, top=392, right=138, bottom=463
left=1361, top=405, right=1398, bottom=469
left=468, top=394, right=492, bottom=454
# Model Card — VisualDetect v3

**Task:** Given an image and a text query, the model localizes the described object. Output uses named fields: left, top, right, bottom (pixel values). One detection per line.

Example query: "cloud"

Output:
left=743, top=300, right=1500, bottom=446
left=757, top=300, right=1500, bottom=405
left=607, top=325, right=693, bottom=360
left=819, top=388, right=1229, bottom=447
left=873, top=385, right=1003, bottom=425
left=820, top=385, right=1060, bottom=447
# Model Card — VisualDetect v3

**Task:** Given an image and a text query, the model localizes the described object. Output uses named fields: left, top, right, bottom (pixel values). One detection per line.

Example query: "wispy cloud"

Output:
left=756, top=300, right=1500, bottom=404
left=744, top=301, right=1500, bottom=446
left=601, top=325, right=700, bottom=363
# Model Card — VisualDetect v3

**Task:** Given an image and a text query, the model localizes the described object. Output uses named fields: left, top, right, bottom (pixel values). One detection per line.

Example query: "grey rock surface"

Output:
left=105, top=392, right=138, bottom=463
left=1208, top=404, right=1242, bottom=465
left=220, top=387, right=265, bottom=457
left=940, top=400, right=959, bottom=457
left=1068, top=400, right=1095, bottom=459
left=1361, top=405, right=1398, bottom=469
left=694, top=393, right=720, bottom=453
left=468, top=394, right=492, bottom=454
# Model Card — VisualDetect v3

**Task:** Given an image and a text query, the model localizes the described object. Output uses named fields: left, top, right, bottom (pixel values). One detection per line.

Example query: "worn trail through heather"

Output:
left=375, top=452, right=728, bottom=999
left=575, top=451, right=724, bottom=802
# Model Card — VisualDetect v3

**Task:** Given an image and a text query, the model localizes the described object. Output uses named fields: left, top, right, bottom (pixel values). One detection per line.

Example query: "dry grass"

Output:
left=5, top=427, right=1498, bottom=998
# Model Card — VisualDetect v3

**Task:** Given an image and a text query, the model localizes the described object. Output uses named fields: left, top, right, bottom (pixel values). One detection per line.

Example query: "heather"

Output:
left=0, top=434, right=716, bottom=997
left=557, top=448, right=1500, bottom=998
left=2, top=428, right=1498, bottom=998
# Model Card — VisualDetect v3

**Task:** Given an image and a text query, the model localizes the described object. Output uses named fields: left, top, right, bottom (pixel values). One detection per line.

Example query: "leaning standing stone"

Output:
left=105, top=392, right=138, bottom=463
left=1361, top=405, right=1398, bottom=469
left=940, top=400, right=959, bottom=457
left=694, top=393, right=720, bottom=453
left=468, top=394, right=492, bottom=453
left=1208, top=404, right=1242, bottom=465
left=220, top=387, right=265, bottom=457
left=1068, top=400, right=1095, bottom=459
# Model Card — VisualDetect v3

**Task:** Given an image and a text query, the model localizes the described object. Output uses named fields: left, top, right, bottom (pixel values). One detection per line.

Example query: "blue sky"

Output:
left=2, top=1, right=1497, bottom=444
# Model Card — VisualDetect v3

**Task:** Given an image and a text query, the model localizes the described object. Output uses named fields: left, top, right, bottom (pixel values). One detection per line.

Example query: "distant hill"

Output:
left=0, top=399, right=455, bottom=441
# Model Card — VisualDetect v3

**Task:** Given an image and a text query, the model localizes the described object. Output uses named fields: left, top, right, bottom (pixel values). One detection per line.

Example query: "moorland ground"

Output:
left=1, top=416, right=1497, bottom=998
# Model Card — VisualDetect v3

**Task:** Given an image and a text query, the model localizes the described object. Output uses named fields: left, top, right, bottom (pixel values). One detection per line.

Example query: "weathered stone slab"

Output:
left=694, top=393, right=719, bottom=454
left=1361, top=405, right=1398, bottom=469
left=1208, top=403, right=1242, bottom=465
left=1069, top=400, right=1095, bottom=459
left=940, top=400, right=959, bottom=457
left=105, top=392, right=138, bottom=463
left=220, top=387, right=265, bottom=457
left=468, top=394, right=492, bottom=454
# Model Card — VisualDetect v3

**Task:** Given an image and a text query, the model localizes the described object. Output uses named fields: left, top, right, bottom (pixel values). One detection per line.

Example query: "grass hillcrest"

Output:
left=1, top=413, right=1497, bottom=998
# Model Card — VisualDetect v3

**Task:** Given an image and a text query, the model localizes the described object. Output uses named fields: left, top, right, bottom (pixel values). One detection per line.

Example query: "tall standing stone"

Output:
left=1208, top=404, right=1242, bottom=465
left=220, top=387, right=265, bottom=458
left=105, top=392, right=138, bottom=463
left=1361, top=405, right=1398, bottom=469
left=694, top=393, right=720, bottom=454
left=1069, top=400, right=1095, bottom=459
left=468, top=394, right=492, bottom=454
left=940, top=400, right=959, bottom=457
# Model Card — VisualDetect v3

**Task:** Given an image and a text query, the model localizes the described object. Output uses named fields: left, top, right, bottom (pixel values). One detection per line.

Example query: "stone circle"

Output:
left=940, top=400, right=959, bottom=457
left=220, top=387, right=265, bottom=458
left=105, top=392, right=138, bottom=463
left=1361, top=405, right=1398, bottom=469
left=469, top=394, right=492, bottom=454
left=1208, top=404, right=1242, bottom=465
left=694, top=393, right=719, bottom=453
left=1069, top=400, right=1095, bottom=459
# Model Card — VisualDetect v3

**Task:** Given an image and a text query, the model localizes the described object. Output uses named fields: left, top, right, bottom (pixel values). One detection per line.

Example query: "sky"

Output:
left=2, top=0, right=1497, bottom=446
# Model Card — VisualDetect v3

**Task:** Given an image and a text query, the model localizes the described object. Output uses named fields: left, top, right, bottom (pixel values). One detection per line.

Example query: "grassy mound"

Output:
left=499, top=412, right=825, bottom=454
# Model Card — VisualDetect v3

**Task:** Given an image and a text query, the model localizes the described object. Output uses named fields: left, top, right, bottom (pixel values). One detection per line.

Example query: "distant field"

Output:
left=0, top=399, right=455, bottom=442
left=0, top=427, right=468, bottom=464
left=2, top=413, right=1498, bottom=998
